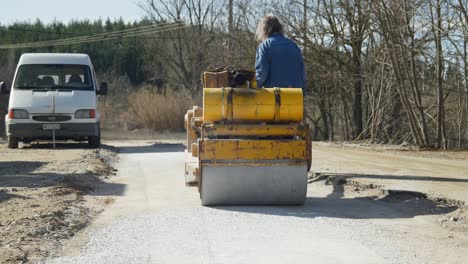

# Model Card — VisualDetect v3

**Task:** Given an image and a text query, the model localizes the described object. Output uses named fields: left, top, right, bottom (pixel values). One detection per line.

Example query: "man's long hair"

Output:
left=256, top=15, right=284, bottom=42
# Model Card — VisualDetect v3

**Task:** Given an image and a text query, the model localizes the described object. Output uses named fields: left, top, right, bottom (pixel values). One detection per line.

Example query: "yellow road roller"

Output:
left=184, top=68, right=311, bottom=206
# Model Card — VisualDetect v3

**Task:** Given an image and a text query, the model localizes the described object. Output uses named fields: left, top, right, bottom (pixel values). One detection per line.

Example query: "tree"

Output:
left=429, top=0, right=448, bottom=149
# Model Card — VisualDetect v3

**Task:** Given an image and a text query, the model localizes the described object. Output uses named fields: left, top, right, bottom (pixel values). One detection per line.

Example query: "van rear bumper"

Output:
left=6, top=122, right=100, bottom=139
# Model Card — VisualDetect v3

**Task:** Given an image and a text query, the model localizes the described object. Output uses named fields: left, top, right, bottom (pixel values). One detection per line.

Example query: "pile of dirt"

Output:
left=0, top=144, right=118, bottom=264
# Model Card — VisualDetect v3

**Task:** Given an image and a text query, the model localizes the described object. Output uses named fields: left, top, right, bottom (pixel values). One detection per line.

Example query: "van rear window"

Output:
left=14, top=64, right=94, bottom=91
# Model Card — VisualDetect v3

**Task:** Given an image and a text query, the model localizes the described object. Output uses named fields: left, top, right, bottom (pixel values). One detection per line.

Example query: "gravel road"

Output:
left=45, top=141, right=468, bottom=264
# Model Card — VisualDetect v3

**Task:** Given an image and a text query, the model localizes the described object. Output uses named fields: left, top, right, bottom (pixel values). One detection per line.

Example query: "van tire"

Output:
left=7, top=136, right=19, bottom=149
left=88, top=136, right=100, bottom=148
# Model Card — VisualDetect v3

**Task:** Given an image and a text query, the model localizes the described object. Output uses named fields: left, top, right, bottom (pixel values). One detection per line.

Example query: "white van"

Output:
left=0, top=53, right=108, bottom=148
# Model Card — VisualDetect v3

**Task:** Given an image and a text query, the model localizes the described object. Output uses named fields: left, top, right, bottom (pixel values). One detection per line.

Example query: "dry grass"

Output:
left=98, top=77, right=197, bottom=132
left=126, top=88, right=193, bottom=131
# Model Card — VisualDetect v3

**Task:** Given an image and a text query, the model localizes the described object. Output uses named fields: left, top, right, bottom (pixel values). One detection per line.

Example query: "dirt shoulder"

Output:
left=324, top=141, right=468, bottom=161
left=312, top=142, right=468, bottom=226
left=312, top=142, right=468, bottom=203
left=0, top=142, right=119, bottom=264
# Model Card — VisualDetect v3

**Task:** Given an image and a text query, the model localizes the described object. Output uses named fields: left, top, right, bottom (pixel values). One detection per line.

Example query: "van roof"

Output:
left=18, top=53, right=92, bottom=66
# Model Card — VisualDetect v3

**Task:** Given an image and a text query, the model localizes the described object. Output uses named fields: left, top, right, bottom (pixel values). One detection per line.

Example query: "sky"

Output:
left=0, top=0, right=145, bottom=25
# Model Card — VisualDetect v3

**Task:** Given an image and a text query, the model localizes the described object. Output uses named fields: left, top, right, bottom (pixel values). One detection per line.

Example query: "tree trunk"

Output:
left=464, top=32, right=468, bottom=147
left=432, top=0, right=447, bottom=149
left=352, top=45, right=364, bottom=139
left=227, top=0, right=233, bottom=60
left=340, top=89, right=350, bottom=141
left=319, top=98, right=330, bottom=140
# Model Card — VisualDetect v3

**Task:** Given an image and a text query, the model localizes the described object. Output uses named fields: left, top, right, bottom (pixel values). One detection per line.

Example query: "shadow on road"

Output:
left=21, top=142, right=92, bottom=149
left=311, top=172, right=468, bottom=183
left=210, top=170, right=463, bottom=220
left=0, top=191, right=31, bottom=202
left=0, top=171, right=126, bottom=198
left=117, top=143, right=186, bottom=154
left=0, top=161, right=46, bottom=174
left=212, top=196, right=458, bottom=220
left=0, top=160, right=126, bottom=203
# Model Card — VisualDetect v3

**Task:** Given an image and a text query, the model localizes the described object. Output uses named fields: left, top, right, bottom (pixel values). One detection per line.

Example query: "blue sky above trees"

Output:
left=1, top=0, right=144, bottom=25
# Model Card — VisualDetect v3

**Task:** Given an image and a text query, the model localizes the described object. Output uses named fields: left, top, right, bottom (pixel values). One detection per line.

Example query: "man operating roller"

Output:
left=184, top=15, right=310, bottom=206
left=255, top=15, right=307, bottom=94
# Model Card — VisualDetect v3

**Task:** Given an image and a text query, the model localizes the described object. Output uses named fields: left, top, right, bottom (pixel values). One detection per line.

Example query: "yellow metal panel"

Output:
left=203, top=88, right=303, bottom=123
left=251, top=79, right=258, bottom=89
left=278, top=88, right=303, bottom=122
left=185, top=110, right=195, bottom=151
left=191, top=143, right=198, bottom=157
left=232, top=88, right=275, bottom=121
left=202, top=124, right=307, bottom=137
left=199, top=139, right=307, bottom=161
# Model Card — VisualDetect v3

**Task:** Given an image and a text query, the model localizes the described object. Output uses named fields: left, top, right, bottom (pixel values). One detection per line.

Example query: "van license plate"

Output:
left=43, top=124, right=60, bottom=130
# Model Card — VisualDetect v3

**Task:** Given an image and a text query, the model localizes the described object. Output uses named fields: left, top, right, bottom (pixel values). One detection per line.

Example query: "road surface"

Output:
left=45, top=141, right=468, bottom=264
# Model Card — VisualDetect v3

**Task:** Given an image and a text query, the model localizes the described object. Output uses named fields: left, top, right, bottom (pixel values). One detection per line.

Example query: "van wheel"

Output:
left=7, top=136, right=19, bottom=149
left=88, top=136, right=100, bottom=148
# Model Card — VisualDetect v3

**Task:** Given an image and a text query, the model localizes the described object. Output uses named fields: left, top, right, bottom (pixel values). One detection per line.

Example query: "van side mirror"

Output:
left=0, top=81, right=10, bottom=94
left=98, top=82, right=108, bottom=95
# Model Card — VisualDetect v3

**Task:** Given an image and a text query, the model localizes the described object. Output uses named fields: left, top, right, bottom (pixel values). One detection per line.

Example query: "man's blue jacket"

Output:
left=255, top=33, right=306, bottom=93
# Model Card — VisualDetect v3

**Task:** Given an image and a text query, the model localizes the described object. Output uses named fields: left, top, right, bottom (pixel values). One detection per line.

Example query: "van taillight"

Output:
left=90, top=109, right=96, bottom=118
left=8, top=109, right=13, bottom=119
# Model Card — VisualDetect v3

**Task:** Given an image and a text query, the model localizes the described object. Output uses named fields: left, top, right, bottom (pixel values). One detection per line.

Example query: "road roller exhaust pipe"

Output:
left=184, top=68, right=311, bottom=206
